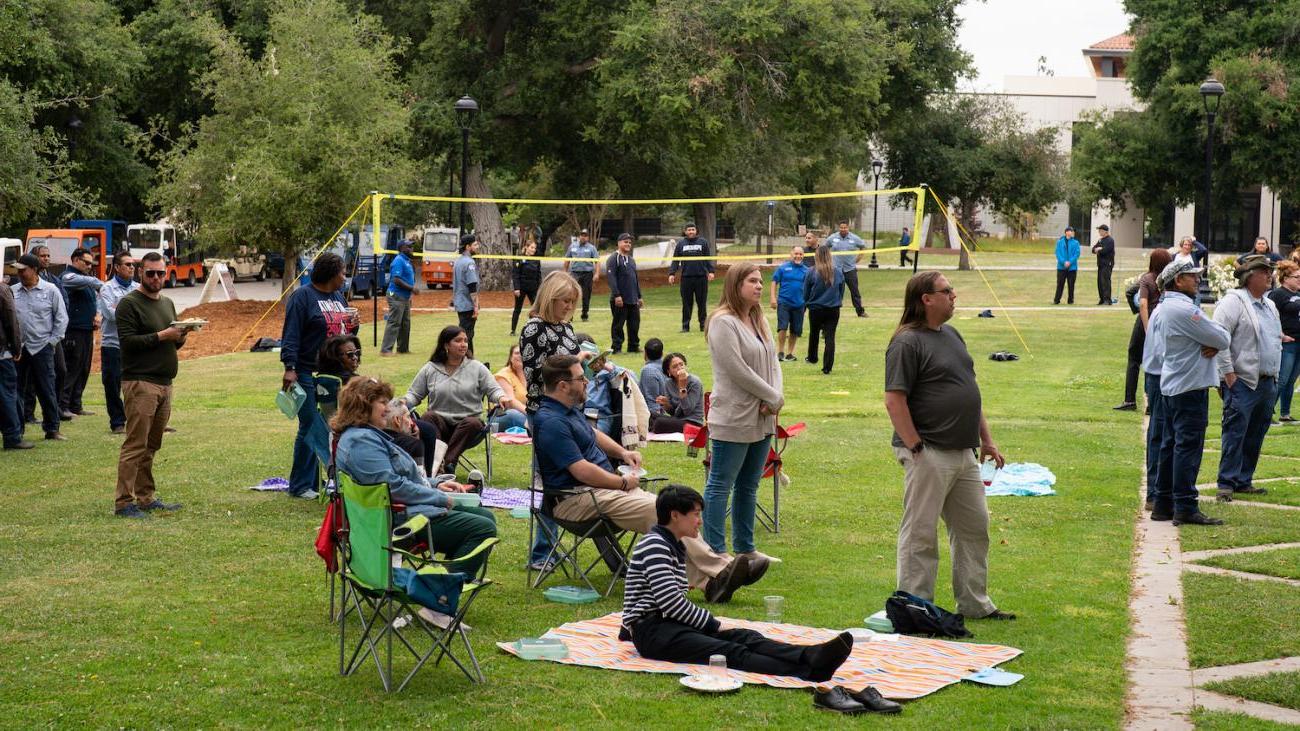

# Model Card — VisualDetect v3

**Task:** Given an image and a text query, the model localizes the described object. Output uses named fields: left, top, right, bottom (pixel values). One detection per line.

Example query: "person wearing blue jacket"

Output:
left=802, top=244, right=845, bottom=374
left=380, top=240, right=415, bottom=356
left=770, top=245, right=808, bottom=362
left=606, top=233, right=642, bottom=353
left=332, top=377, right=497, bottom=577
left=1053, top=226, right=1081, bottom=305
left=59, top=247, right=103, bottom=416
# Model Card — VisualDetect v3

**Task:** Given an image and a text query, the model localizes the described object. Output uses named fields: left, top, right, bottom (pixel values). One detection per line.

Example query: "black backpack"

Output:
left=884, top=591, right=973, bottom=639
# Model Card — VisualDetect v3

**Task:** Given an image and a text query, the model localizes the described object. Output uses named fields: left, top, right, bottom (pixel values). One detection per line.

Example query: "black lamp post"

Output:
left=454, top=95, right=479, bottom=237
left=868, top=159, right=883, bottom=269
left=765, top=200, right=776, bottom=262
left=1199, top=78, right=1224, bottom=251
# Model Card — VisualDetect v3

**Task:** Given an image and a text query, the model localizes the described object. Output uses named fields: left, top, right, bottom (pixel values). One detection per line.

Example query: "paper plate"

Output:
left=680, top=674, right=742, bottom=693
left=617, top=465, right=648, bottom=478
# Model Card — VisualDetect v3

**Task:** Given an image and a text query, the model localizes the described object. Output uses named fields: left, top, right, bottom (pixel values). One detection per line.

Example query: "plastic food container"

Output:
left=275, top=383, right=306, bottom=419
left=448, top=492, right=481, bottom=508
left=514, top=637, right=569, bottom=660
left=543, top=586, right=600, bottom=604
left=865, top=610, right=895, bottom=633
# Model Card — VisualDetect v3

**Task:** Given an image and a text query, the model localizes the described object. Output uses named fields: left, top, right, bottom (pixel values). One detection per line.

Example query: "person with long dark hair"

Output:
left=803, top=244, right=845, bottom=374
left=649, top=352, right=704, bottom=433
left=510, top=238, right=541, bottom=336
left=1117, top=248, right=1173, bottom=412
left=400, top=326, right=508, bottom=475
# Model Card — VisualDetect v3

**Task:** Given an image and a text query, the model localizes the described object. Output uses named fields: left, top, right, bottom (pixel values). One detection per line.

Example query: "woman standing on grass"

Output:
left=703, top=263, right=782, bottom=572
left=1116, top=248, right=1173, bottom=412
left=802, top=244, right=845, bottom=374
left=1269, top=260, right=1300, bottom=422
left=510, top=238, right=542, bottom=336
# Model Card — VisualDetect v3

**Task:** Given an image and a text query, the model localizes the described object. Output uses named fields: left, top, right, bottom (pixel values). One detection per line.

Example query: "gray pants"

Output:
left=381, top=296, right=411, bottom=354
left=893, top=445, right=995, bottom=617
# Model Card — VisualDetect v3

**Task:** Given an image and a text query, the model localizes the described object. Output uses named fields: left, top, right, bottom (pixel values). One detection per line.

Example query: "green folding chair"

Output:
left=336, top=472, right=497, bottom=690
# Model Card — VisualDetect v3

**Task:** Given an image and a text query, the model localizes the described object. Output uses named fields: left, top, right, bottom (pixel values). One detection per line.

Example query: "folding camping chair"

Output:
left=336, top=471, right=497, bottom=690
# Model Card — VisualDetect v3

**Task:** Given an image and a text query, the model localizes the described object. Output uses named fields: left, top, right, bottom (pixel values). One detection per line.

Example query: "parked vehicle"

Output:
left=126, top=223, right=206, bottom=288
left=420, top=227, right=459, bottom=289
left=341, top=224, right=405, bottom=300
left=1, top=238, right=21, bottom=282
left=25, top=228, right=110, bottom=278
left=70, top=219, right=128, bottom=262
left=229, top=245, right=269, bottom=281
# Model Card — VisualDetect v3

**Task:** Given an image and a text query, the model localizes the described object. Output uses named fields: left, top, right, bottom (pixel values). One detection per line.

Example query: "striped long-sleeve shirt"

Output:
left=621, top=526, right=719, bottom=636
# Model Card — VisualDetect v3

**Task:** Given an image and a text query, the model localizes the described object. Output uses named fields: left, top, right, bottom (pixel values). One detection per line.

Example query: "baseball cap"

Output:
left=14, top=254, right=39, bottom=270
left=1097, top=224, right=1110, bottom=232
left=617, top=233, right=633, bottom=242
left=579, top=228, right=589, bottom=235
left=1158, top=259, right=1202, bottom=289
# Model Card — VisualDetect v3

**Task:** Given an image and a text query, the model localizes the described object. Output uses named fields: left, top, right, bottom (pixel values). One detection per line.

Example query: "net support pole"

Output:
left=913, top=184, right=927, bottom=274
left=370, top=192, right=381, bottom=348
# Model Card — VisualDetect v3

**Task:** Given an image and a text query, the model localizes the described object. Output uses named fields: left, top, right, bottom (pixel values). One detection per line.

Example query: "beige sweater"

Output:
left=706, top=313, right=784, bottom=443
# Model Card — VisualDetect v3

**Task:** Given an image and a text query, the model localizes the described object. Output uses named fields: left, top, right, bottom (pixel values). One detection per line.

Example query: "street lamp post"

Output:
left=1199, top=78, right=1224, bottom=251
left=765, top=200, right=776, bottom=263
left=454, top=95, right=479, bottom=237
left=867, top=159, right=883, bottom=269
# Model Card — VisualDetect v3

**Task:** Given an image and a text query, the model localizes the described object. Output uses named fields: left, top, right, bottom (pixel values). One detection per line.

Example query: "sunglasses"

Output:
left=142, top=270, right=167, bottom=278
left=343, top=349, right=362, bottom=358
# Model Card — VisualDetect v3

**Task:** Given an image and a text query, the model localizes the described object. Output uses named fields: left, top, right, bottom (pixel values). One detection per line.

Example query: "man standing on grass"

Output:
left=11, top=254, right=67, bottom=442
left=826, top=221, right=867, bottom=317
left=606, top=233, right=642, bottom=354
left=113, top=252, right=186, bottom=519
left=381, top=239, right=415, bottom=357
left=1212, top=255, right=1281, bottom=504
left=23, top=244, right=71, bottom=423
left=667, top=223, right=715, bottom=333
left=770, top=245, right=807, bottom=362
left=59, top=246, right=103, bottom=417
left=884, top=271, right=1013, bottom=621
left=98, top=252, right=138, bottom=435
left=452, top=234, right=480, bottom=356
left=0, top=275, right=32, bottom=450
left=564, top=229, right=599, bottom=322
left=1053, top=226, right=1080, bottom=305
left=1091, top=224, right=1115, bottom=305
left=1153, top=260, right=1229, bottom=526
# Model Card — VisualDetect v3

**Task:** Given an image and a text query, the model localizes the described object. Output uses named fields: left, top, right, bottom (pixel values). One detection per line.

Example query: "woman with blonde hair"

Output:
left=332, top=377, right=497, bottom=578
left=802, top=242, right=846, bottom=374
left=702, top=263, right=783, bottom=583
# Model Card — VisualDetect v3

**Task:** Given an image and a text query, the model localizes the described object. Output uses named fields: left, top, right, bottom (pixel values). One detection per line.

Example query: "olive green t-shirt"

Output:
left=116, top=291, right=180, bottom=386
left=885, top=325, right=982, bottom=450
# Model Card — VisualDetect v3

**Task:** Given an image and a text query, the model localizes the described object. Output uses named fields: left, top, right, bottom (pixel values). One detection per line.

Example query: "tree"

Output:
left=0, top=80, right=99, bottom=230
left=880, top=94, right=1065, bottom=268
left=151, top=0, right=415, bottom=286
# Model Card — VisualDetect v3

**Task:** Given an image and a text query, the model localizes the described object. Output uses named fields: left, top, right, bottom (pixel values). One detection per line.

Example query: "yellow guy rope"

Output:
left=927, top=189, right=1033, bottom=358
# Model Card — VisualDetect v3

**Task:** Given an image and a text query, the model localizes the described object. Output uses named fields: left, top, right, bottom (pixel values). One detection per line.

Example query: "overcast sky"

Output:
left=956, top=0, right=1132, bottom=90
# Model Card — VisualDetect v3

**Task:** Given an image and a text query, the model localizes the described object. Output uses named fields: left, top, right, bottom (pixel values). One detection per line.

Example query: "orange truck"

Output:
left=24, top=228, right=110, bottom=278
left=126, top=223, right=206, bottom=287
left=421, top=226, right=459, bottom=289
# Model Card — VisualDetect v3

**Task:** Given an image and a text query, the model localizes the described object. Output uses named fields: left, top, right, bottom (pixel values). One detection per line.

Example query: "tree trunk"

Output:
left=282, top=243, right=299, bottom=293
left=693, top=202, right=718, bottom=245
left=956, top=200, right=978, bottom=271
left=621, top=207, right=635, bottom=239
left=465, top=162, right=511, bottom=289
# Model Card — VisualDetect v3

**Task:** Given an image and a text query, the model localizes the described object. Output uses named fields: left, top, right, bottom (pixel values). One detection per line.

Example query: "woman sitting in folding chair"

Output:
left=333, top=377, right=497, bottom=578
left=401, top=326, right=510, bottom=475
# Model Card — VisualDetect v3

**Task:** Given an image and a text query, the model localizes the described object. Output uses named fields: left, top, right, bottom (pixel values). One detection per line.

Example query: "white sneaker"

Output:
left=738, top=550, right=782, bottom=564
left=290, top=489, right=319, bottom=500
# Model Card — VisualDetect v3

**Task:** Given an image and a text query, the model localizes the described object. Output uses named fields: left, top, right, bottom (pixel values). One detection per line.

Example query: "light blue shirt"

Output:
left=639, top=360, right=669, bottom=415
left=826, top=232, right=865, bottom=273
left=11, top=279, right=67, bottom=355
left=97, top=276, right=138, bottom=350
left=567, top=241, right=598, bottom=273
left=1159, top=290, right=1231, bottom=397
left=452, top=253, right=479, bottom=312
left=1141, top=294, right=1166, bottom=375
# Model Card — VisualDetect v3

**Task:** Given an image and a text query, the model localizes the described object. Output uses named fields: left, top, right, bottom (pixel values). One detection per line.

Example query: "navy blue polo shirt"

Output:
left=533, top=395, right=612, bottom=489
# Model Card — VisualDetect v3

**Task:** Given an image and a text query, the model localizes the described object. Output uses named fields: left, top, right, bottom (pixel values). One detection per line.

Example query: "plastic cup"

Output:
left=764, top=595, right=784, bottom=623
left=980, top=460, right=997, bottom=487
left=708, top=654, right=727, bottom=676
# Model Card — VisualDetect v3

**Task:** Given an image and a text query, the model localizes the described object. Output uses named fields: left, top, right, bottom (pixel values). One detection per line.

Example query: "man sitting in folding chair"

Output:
left=533, top=354, right=753, bottom=603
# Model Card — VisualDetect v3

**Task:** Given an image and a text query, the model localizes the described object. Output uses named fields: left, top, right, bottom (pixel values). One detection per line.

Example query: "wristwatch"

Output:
left=909, top=441, right=925, bottom=455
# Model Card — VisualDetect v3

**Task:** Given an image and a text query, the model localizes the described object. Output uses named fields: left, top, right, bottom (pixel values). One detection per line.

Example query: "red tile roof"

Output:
left=1088, top=33, right=1134, bottom=51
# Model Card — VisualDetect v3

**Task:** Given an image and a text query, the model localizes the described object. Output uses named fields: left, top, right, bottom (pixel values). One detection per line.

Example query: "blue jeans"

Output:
left=1274, top=341, right=1300, bottom=417
left=493, top=409, right=528, bottom=432
left=1164, top=389, right=1208, bottom=515
left=17, top=345, right=60, bottom=436
left=101, top=347, right=126, bottom=430
left=0, top=357, right=21, bottom=446
left=1144, top=373, right=1167, bottom=502
left=1217, top=376, right=1276, bottom=493
left=288, top=372, right=320, bottom=496
left=703, top=437, right=771, bottom=554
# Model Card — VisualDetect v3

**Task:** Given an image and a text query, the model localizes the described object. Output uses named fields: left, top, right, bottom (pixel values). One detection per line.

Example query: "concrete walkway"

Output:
left=1124, top=416, right=1300, bottom=728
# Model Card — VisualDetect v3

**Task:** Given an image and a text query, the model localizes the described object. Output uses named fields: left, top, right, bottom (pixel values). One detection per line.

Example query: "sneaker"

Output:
left=140, top=499, right=182, bottom=512
left=527, top=558, right=556, bottom=573
left=60, top=410, right=75, bottom=421
left=3, top=440, right=34, bottom=450
left=114, top=504, right=150, bottom=519
left=777, top=352, right=785, bottom=360
left=1280, top=415, right=1297, bottom=423
left=785, top=354, right=797, bottom=362
left=290, top=489, right=320, bottom=500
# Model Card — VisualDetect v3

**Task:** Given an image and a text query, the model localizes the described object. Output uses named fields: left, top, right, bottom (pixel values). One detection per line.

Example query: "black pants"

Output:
left=680, top=276, right=708, bottom=329
left=25, top=341, right=65, bottom=422
left=806, top=307, right=841, bottom=374
left=574, top=271, right=594, bottom=320
left=631, top=616, right=814, bottom=679
left=649, top=413, right=693, bottom=434
left=1054, top=269, right=1077, bottom=304
left=61, top=329, right=93, bottom=413
left=842, top=268, right=865, bottom=315
left=511, top=284, right=537, bottom=333
left=18, top=344, right=60, bottom=435
left=900, top=249, right=912, bottom=266
left=1097, top=261, right=1114, bottom=304
left=422, top=411, right=485, bottom=473
left=102, top=347, right=126, bottom=430
left=457, top=310, right=477, bottom=357
left=610, top=300, right=640, bottom=351
left=1124, top=316, right=1145, bottom=404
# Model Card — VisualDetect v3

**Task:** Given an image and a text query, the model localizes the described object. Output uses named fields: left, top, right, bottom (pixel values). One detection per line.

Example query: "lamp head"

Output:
left=1199, top=78, right=1224, bottom=115
left=871, top=159, right=884, bottom=176
left=454, top=95, right=479, bottom=130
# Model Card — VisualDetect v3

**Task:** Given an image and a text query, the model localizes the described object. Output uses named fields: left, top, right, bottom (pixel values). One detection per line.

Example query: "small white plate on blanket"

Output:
left=680, top=674, right=742, bottom=693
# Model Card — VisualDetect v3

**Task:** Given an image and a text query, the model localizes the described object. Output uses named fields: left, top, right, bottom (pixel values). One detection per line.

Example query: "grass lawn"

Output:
left=1203, top=671, right=1300, bottom=712
left=1183, top=573, right=1300, bottom=668
left=1194, top=709, right=1300, bottom=730
left=1178, top=504, right=1300, bottom=554
left=0, top=266, right=1194, bottom=727
left=1195, top=547, right=1300, bottom=581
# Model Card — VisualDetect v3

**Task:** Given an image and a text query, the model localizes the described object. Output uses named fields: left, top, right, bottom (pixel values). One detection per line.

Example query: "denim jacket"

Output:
left=335, top=425, right=452, bottom=518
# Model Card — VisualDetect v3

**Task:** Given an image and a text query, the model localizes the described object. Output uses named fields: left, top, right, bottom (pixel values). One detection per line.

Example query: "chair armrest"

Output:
left=422, top=537, right=500, bottom=567
left=392, top=513, right=429, bottom=542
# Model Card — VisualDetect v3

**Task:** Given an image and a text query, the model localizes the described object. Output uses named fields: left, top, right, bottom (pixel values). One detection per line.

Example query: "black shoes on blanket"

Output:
left=813, top=685, right=902, bottom=715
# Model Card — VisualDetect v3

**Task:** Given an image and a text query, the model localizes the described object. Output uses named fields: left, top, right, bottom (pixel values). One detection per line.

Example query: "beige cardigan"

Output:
left=706, top=312, right=784, bottom=443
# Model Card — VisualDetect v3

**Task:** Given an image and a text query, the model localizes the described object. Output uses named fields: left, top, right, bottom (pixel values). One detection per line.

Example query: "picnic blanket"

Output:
left=480, top=487, right=534, bottom=510
left=492, top=432, right=533, bottom=445
left=987, top=462, right=1057, bottom=497
left=497, top=612, right=1021, bottom=699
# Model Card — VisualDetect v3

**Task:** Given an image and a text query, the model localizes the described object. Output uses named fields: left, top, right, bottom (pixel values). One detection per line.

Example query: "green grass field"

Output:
left=0, top=266, right=1293, bottom=728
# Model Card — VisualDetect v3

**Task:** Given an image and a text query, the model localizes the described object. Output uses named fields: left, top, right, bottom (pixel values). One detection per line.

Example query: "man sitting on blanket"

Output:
left=534, top=355, right=756, bottom=602
left=619, top=484, right=854, bottom=681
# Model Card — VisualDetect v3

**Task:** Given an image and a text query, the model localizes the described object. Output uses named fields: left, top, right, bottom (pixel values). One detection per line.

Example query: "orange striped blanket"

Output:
left=497, top=612, right=1021, bottom=699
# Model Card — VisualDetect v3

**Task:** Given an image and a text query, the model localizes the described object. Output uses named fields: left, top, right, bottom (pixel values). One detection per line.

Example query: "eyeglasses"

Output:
left=142, top=270, right=167, bottom=279
left=565, top=375, right=589, bottom=384
left=930, top=287, right=955, bottom=296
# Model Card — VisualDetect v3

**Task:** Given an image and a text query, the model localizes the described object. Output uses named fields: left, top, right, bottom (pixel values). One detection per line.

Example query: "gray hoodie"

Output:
left=402, top=359, right=504, bottom=420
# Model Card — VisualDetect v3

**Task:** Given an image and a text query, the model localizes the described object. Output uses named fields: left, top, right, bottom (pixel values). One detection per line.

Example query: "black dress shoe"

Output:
left=1234, top=486, right=1268, bottom=495
left=60, top=410, right=75, bottom=421
left=704, top=555, right=750, bottom=603
left=813, top=687, right=866, bottom=714
left=1173, top=511, right=1224, bottom=526
left=1150, top=510, right=1173, bottom=521
left=848, top=686, right=903, bottom=714
left=1113, top=402, right=1137, bottom=411
left=976, top=609, right=1017, bottom=620
left=3, top=440, right=35, bottom=450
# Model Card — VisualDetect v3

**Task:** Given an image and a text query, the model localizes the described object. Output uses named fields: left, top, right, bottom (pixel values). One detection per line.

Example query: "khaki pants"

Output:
left=894, top=446, right=995, bottom=617
left=115, top=381, right=172, bottom=510
left=554, top=487, right=731, bottom=588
